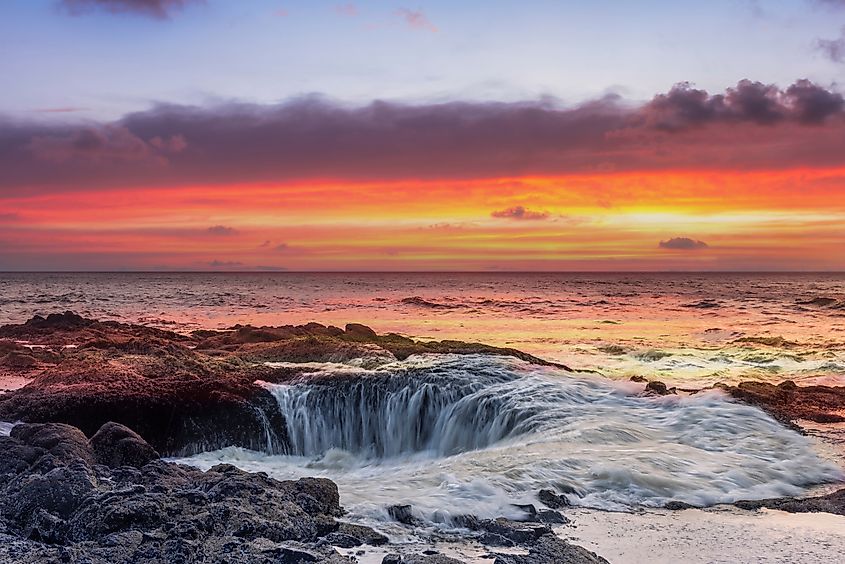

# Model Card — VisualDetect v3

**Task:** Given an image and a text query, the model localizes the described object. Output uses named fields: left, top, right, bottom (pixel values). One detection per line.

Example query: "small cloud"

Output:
left=273, top=7, right=289, bottom=17
left=259, top=240, right=271, bottom=247
left=334, top=3, right=357, bottom=16
left=395, top=8, right=437, bottom=32
left=659, top=237, right=709, bottom=250
left=207, top=260, right=243, bottom=268
left=253, top=265, right=288, bottom=271
left=491, top=206, right=549, bottom=220
left=817, top=27, right=845, bottom=63
left=273, top=243, right=289, bottom=252
left=206, top=225, right=237, bottom=236
left=59, top=0, right=203, bottom=20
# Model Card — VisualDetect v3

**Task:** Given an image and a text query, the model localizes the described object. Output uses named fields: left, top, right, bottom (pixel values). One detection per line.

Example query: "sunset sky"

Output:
left=2, top=0, right=845, bottom=271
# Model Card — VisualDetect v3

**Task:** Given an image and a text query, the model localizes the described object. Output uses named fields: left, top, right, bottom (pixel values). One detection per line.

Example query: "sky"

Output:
left=1, top=0, right=845, bottom=271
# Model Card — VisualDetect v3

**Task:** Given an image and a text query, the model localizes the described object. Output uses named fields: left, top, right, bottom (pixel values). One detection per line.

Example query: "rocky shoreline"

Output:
left=1, top=312, right=844, bottom=562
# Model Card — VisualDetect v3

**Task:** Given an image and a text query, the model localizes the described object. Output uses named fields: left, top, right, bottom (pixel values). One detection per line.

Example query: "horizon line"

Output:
left=1, top=270, right=844, bottom=275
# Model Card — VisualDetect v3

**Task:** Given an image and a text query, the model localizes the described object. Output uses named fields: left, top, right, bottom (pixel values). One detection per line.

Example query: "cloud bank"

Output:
left=3, top=79, right=845, bottom=196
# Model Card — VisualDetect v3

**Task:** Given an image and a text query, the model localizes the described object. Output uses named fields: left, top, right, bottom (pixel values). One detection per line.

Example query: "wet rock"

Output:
left=89, top=422, right=160, bottom=468
left=492, top=534, right=609, bottom=563
left=721, top=380, right=845, bottom=424
left=454, top=516, right=551, bottom=546
left=644, top=381, right=675, bottom=396
left=0, top=421, right=352, bottom=563
left=663, top=501, right=697, bottom=510
left=387, top=504, right=419, bottom=526
left=335, top=522, right=388, bottom=546
left=629, top=375, right=648, bottom=383
left=0, top=348, right=290, bottom=456
left=383, top=555, right=403, bottom=564
left=538, top=489, right=570, bottom=509
left=735, top=487, right=845, bottom=516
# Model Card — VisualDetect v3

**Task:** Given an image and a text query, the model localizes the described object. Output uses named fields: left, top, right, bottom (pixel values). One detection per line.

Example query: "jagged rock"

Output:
left=335, top=522, right=388, bottom=546
left=644, top=381, right=675, bottom=396
left=735, top=488, right=845, bottom=515
left=664, top=501, right=697, bottom=510
left=720, top=380, right=845, bottom=424
left=492, top=534, right=609, bottom=563
left=538, top=489, right=570, bottom=509
left=387, top=504, right=419, bottom=526
left=89, top=422, right=160, bottom=468
left=0, top=422, right=351, bottom=563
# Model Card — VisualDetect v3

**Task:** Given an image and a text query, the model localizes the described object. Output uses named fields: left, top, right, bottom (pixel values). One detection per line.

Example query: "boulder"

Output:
left=89, top=422, right=160, bottom=468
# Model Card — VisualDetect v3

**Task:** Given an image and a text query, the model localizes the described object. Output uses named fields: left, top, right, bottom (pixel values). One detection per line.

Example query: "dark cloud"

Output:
left=2, top=80, right=845, bottom=196
left=27, top=126, right=185, bottom=164
left=642, top=79, right=844, bottom=129
left=206, top=225, right=237, bottom=236
left=59, top=0, right=202, bottom=19
left=490, top=206, right=549, bottom=220
left=659, top=237, right=709, bottom=250
left=273, top=243, right=289, bottom=252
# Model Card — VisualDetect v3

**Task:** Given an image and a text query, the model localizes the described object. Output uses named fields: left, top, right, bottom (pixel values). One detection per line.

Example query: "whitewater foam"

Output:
left=178, top=355, right=843, bottom=527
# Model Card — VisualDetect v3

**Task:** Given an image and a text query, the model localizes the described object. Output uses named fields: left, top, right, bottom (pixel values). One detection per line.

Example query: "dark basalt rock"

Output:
left=492, top=534, right=609, bottom=564
left=89, top=422, right=160, bottom=468
left=0, top=422, right=353, bottom=563
left=538, top=489, right=571, bottom=509
left=719, top=380, right=845, bottom=424
left=735, top=488, right=845, bottom=516
left=643, top=380, right=676, bottom=396
left=0, top=344, right=290, bottom=456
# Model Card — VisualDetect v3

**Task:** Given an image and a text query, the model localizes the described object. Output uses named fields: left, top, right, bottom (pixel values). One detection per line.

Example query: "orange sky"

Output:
left=3, top=167, right=845, bottom=271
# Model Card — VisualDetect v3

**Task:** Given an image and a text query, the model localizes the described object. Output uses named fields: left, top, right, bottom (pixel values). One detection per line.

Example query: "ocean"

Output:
left=1, top=271, right=843, bottom=387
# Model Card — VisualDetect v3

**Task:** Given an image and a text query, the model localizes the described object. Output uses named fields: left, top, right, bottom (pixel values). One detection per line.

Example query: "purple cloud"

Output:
left=2, top=80, right=845, bottom=197
left=659, top=237, right=709, bottom=250
left=206, top=225, right=237, bottom=236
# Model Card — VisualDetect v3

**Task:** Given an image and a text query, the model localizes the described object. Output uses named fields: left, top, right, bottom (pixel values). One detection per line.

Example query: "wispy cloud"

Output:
left=491, top=206, right=549, bottom=220
left=817, top=27, right=845, bottom=62
left=59, top=0, right=203, bottom=20
left=395, top=8, right=437, bottom=32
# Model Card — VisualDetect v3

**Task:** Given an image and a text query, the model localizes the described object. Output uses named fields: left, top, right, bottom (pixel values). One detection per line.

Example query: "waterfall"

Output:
left=265, top=359, right=545, bottom=458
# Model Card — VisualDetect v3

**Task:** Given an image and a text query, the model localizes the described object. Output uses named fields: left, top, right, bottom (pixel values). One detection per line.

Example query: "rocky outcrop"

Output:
left=0, top=313, right=574, bottom=456
left=0, top=422, right=360, bottom=563
left=0, top=344, right=290, bottom=456
left=491, top=534, right=609, bottom=564
left=719, top=380, right=845, bottom=424
left=735, top=487, right=845, bottom=516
